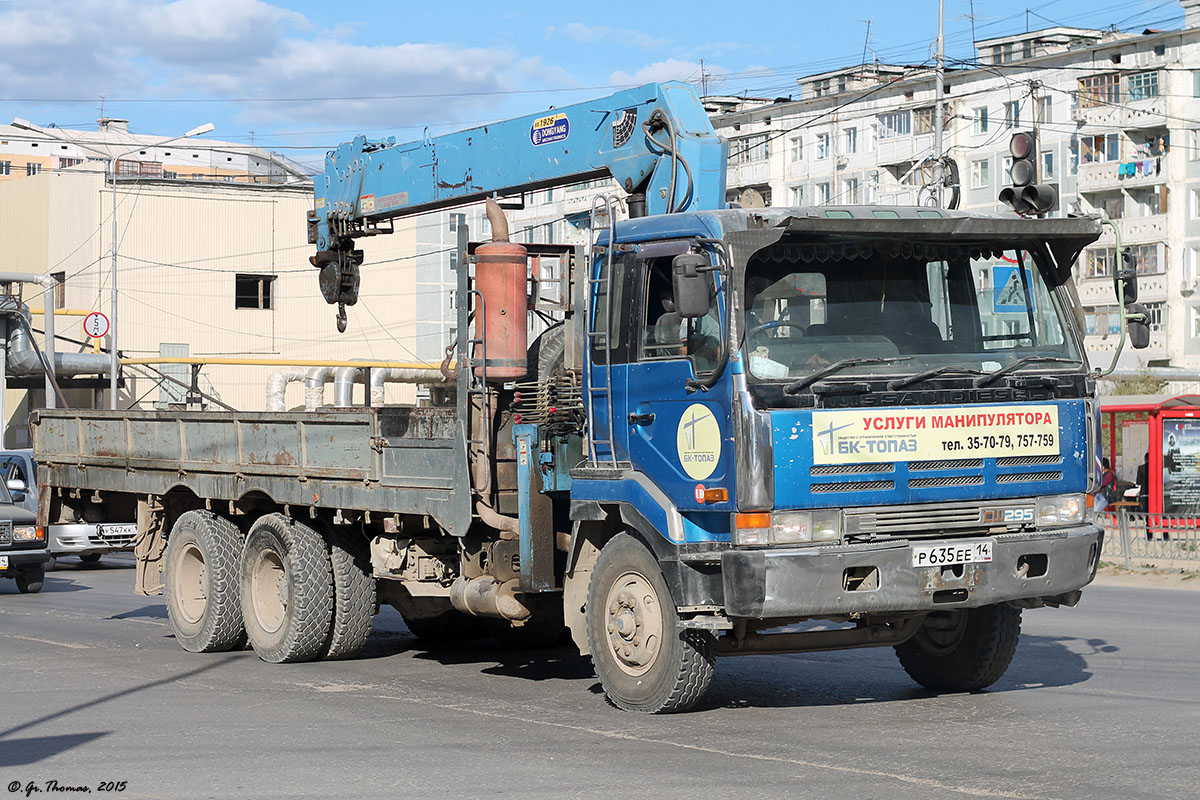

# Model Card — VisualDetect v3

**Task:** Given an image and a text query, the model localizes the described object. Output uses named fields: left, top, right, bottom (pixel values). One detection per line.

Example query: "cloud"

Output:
left=547, top=22, right=670, bottom=50
left=610, top=59, right=728, bottom=89
left=0, top=0, right=550, bottom=133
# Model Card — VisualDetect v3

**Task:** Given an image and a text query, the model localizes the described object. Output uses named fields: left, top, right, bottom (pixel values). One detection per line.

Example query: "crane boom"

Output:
left=307, top=82, right=727, bottom=321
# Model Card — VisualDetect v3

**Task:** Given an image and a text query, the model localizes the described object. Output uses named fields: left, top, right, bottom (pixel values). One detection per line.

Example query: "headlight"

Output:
left=735, top=511, right=842, bottom=546
left=12, top=525, right=44, bottom=543
left=1035, top=494, right=1085, bottom=527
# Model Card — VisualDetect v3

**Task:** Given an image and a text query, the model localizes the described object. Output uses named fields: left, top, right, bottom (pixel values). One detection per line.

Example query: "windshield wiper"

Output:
left=973, top=356, right=1078, bottom=388
left=784, top=356, right=913, bottom=395
left=887, top=366, right=988, bottom=391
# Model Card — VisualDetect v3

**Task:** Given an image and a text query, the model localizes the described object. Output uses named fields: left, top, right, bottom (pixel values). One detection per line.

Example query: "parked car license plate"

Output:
left=911, top=539, right=993, bottom=568
left=0, top=555, right=8, bottom=569
left=98, top=524, right=136, bottom=538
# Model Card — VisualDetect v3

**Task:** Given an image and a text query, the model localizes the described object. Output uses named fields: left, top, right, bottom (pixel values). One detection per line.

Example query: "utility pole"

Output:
left=932, top=0, right=946, bottom=207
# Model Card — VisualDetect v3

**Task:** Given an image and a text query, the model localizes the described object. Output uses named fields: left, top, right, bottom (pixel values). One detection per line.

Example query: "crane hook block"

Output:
left=315, top=248, right=363, bottom=307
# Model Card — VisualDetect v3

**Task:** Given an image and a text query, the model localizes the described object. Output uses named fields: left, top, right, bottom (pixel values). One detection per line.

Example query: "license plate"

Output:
left=99, top=524, right=136, bottom=538
left=911, top=539, right=994, bottom=568
left=0, top=555, right=8, bottom=569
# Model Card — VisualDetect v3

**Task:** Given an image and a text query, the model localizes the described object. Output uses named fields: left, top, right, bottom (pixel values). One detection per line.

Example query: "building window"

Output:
left=1003, top=101, right=1020, bottom=129
left=1143, top=301, right=1165, bottom=332
left=1078, top=73, right=1120, bottom=108
left=813, top=79, right=832, bottom=97
left=876, top=111, right=911, bottom=140
left=1191, top=306, right=1200, bottom=339
left=913, top=107, right=935, bottom=135
left=969, top=107, right=988, bottom=135
left=163, top=171, right=178, bottom=179
left=788, top=137, right=803, bottom=162
left=1038, top=97, right=1052, bottom=124
left=58, top=157, right=82, bottom=168
left=816, top=133, right=829, bottom=160
left=970, top=159, right=990, bottom=189
left=1194, top=71, right=1200, bottom=97
left=235, top=274, right=275, bottom=310
left=816, top=182, right=831, bottom=204
left=1040, top=150, right=1055, bottom=181
left=26, top=163, right=41, bottom=176
left=1131, top=243, right=1162, bottom=275
left=1081, top=133, right=1120, bottom=164
left=844, top=178, right=860, bottom=204
left=1127, top=71, right=1159, bottom=101
left=52, top=272, right=65, bottom=309
left=449, top=212, right=464, bottom=232
left=789, top=185, right=804, bottom=205
left=844, top=127, right=857, bottom=154
left=0, top=161, right=9, bottom=176
left=731, top=133, right=770, bottom=164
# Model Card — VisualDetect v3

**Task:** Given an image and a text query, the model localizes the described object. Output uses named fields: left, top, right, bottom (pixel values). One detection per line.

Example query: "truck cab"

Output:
left=0, top=451, right=48, bottom=593
left=560, top=205, right=1103, bottom=709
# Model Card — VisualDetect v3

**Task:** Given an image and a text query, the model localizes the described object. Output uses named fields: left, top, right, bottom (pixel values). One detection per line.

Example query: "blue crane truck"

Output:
left=31, top=82, right=1146, bottom=711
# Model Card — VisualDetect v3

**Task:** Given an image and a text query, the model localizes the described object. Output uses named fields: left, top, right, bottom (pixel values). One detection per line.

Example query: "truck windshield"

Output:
left=741, top=241, right=1081, bottom=386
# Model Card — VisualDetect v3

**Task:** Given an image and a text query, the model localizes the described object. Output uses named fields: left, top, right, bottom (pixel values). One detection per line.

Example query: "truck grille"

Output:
left=997, top=471, right=1062, bottom=484
left=908, top=475, right=984, bottom=488
left=909, top=458, right=982, bottom=471
left=811, top=480, right=894, bottom=493
left=843, top=499, right=1034, bottom=540
left=0, top=521, right=11, bottom=546
left=996, top=455, right=1062, bottom=467
left=810, top=463, right=893, bottom=476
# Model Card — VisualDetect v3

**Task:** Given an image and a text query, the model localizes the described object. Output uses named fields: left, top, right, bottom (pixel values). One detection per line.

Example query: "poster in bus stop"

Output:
left=1161, top=418, right=1200, bottom=514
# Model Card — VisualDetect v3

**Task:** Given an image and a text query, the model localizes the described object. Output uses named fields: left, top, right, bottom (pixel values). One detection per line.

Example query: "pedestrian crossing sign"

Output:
left=993, top=266, right=1036, bottom=313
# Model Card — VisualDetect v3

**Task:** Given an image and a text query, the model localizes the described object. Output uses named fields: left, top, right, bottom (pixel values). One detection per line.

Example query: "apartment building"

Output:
left=0, top=117, right=309, bottom=185
left=710, top=1, right=1200, bottom=377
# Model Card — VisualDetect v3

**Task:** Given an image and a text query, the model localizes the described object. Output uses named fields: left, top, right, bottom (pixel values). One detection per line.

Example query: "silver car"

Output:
left=0, top=449, right=136, bottom=564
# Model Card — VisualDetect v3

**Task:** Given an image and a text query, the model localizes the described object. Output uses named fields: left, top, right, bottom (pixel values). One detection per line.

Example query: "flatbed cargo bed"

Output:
left=30, top=408, right=472, bottom=534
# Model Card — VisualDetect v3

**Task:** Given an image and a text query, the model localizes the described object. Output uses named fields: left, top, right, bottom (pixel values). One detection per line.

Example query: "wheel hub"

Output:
left=604, top=572, right=663, bottom=677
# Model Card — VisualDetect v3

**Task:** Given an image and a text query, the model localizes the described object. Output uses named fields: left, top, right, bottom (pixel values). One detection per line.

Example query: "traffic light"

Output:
left=999, top=131, right=1057, bottom=216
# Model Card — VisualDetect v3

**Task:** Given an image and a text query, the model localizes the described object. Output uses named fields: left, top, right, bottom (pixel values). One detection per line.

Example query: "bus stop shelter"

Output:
left=1099, top=394, right=1200, bottom=515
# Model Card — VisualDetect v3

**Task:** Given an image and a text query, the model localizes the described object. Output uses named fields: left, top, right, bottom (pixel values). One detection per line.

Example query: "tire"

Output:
left=586, top=533, right=715, bottom=713
left=894, top=604, right=1023, bottom=692
left=15, top=565, right=45, bottom=594
left=164, top=510, right=245, bottom=653
left=402, top=610, right=484, bottom=643
left=79, top=553, right=102, bottom=565
left=320, top=525, right=376, bottom=660
left=240, top=514, right=334, bottom=664
left=527, top=322, right=565, bottom=380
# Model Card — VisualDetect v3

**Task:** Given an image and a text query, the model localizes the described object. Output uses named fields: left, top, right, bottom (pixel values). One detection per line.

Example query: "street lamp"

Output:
left=10, top=118, right=215, bottom=409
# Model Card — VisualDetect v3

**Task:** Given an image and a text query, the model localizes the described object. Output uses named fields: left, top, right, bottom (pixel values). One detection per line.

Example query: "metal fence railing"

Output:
left=1097, top=510, right=1200, bottom=566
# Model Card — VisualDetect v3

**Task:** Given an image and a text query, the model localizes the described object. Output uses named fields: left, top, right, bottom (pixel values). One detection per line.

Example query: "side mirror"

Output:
left=6, top=478, right=25, bottom=493
left=1126, top=302, right=1151, bottom=350
left=1115, top=249, right=1138, bottom=305
left=672, top=252, right=712, bottom=319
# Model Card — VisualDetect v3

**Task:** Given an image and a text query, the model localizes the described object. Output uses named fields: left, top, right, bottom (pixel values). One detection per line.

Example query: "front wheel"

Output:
left=894, top=604, right=1022, bottom=692
left=586, top=533, right=714, bottom=713
left=16, top=565, right=45, bottom=593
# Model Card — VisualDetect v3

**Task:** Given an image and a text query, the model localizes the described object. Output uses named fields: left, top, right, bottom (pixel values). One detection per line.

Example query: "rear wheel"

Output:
left=320, top=525, right=375, bottom=660
left=79, top=553, right=102, bottom=565
left=164, top=510, right=245, bottom=653
left=894, top=603, right=1022, bottom=691
left=586, top=533, right=714, bottom=713
left=15, top=565, right=45, bottom=594
left=240, top=514, right=333, bottom=663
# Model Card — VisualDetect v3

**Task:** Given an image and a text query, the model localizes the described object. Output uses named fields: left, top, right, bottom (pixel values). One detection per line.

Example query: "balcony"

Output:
left=1093, top=214, right=1167, bottom=245
left=1076, top=95, right=1166, bottom=130
left=874, top=136, right=915, bottom=168
left=1077, top=157, right=1165, bottom=193
left=732, top=161, right=771, bottom=188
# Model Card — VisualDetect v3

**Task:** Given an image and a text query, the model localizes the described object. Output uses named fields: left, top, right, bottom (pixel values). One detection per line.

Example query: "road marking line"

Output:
left=1, top=633, right=91, bottom=650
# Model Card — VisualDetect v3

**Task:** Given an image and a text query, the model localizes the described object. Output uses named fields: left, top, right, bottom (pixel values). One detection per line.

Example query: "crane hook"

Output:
left=336, top=303, right=348, bottom=333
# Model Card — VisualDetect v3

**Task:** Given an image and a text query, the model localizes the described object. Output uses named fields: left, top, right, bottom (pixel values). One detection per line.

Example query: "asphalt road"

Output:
left=1, top=556, right=1197, bottom=800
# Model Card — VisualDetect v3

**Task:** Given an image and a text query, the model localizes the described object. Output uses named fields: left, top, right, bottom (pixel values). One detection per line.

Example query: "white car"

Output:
left=0, top=449, right=136, bottom=565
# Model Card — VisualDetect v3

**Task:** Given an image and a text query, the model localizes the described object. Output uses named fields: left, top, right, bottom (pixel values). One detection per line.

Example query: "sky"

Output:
left=0, top=0, right=1186, bottom=171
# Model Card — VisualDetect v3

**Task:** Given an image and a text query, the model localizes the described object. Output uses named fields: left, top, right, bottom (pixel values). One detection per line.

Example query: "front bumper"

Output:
left=1, top=548, right=53, bottom=574
left=49, top=522, right=136, bottom=556
left=721, top=525, right=1102, bottom=619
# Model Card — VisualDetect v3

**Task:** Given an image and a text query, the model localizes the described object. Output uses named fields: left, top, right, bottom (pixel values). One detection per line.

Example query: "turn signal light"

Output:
left=703, top=488, right=728, bottom=504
